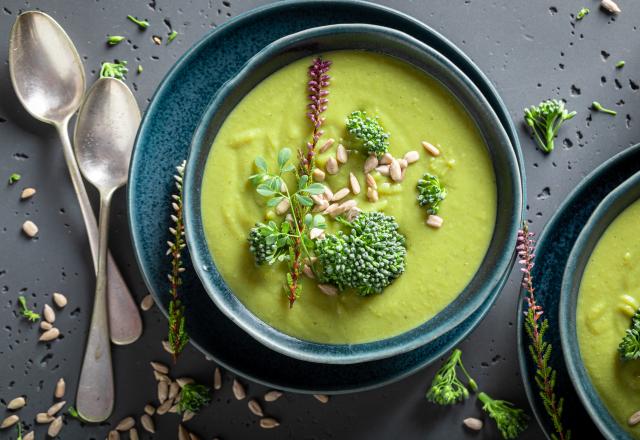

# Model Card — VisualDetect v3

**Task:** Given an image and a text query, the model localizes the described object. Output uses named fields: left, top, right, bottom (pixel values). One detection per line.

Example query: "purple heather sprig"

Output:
left=303, top=57, right=332, bottom=175
left=518, top=224, right=570, bottom=440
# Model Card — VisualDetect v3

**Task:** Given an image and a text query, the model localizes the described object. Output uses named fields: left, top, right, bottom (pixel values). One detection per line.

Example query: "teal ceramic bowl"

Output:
left=560, top=171, right=640, bottom=439
left=183, top=24, right=523, bottom=364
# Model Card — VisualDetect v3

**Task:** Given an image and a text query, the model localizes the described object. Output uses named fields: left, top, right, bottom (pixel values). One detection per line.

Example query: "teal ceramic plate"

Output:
left=517, top=144, right=640, bottom=438
left=129, top=0, right=525, bottom=392
left=184, top=24, right=521, bottom=364
left=560, top=171, right=640, bottom=440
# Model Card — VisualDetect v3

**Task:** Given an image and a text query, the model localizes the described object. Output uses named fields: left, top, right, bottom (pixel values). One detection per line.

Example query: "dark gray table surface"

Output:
left=1, top=0, right=638, bottom=438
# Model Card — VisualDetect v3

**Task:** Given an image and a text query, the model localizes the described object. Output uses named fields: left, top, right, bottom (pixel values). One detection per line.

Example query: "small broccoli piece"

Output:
left=315, top=211, right=406, bottom=295
left=478, top=392, right=529, bottom=439
left=416, top=173, right=447, bottom=215
left=619, top=307, right=640, bottom=360
left=179, top=383, right=211, bottom=413
left=248, top=221, right=292, bottom=265
left=523, top=99, right=576, bottom=153
left=426, top=349, right=478, bottom=405
left=100, top=60, right=128, bottom=80
left=346, top=111, right=390, bottom=157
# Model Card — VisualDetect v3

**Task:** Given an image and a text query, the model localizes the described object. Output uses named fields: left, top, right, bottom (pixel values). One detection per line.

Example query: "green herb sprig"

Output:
left=592, top=101, right=617, bottom=116
left=106, top=35, right=125, bottom=46
left=179, top=383, right=211, bottom=413
left=8, top=173, right=21, bottom=185
left=524, top=99, right=576, bottom=153
left=100, top=60, right=128, bottom=80
left=166, top=161, right=189, bottom=361
left=127, top=15, right=149, bottom=29
left=17, top=295, right=40, bottom=322
left=519, top=225, right=570, bottom=440
left=618, top=308, right=640, bottom=360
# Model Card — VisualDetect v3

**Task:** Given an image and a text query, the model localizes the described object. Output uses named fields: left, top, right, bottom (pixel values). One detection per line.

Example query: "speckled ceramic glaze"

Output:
left=518, top=144, right=640, bottom=437
left=128, top=0, right=525, bottom=392
left=183, top=24, right=522, bottom=364
left=559, top=172, right=640, bottom=440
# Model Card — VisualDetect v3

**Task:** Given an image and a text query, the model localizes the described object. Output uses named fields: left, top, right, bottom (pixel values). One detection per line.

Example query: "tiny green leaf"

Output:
left=137, top=64, right=143, bottom=74
left=256, top=184, right=275, bottom=197
left=616, top=60, right=626, bottom=68
left=106, top=35, right=126, bottom=46
left=313, top=214, right=326, bottom=228
left=304, top=213, right=313, bottom=227
left=100, top=60, right=128, bottom=80
left=8, top=173, right=21, bottom=185
left=298, top=174, right=309, bottom=189
left=255, top=157, right=268, bottom=172
left=305, top=183, right=326, bottom=195
left=167, top=30, right=178, bottom=44
left=576, top=7, right=589, bottom=20
left=295, top=194, right=314, bottom=207
left=127, top=15, right=149, bottom=29
left=278, top=148, right=291, bottom=168
left=266, top=196, right=285, bottom=207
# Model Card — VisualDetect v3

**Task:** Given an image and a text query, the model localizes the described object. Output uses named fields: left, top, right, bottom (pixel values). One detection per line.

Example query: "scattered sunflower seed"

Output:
left=23, top=431, right=34, bottom=440
left=22, top=220, right=38, bottom=238
left=404, top=150, right=420, bottom=163
left=55, top=378, right=65, bottom=399
left=421, top=141, right=441, bottom=156
left=601, top=0, right=621, bottom=14
left=169, top=382, right=180, bottom=400
left=115, top=416, right=135, bottom=431
left=152, top=35, right=162, bottom=45
left=232, top=379, right=246, bottom=400
left=141, top=294, right=155, bottom=311
left=40, top=321, right=52, bottom=331
left=7, top=397, right=26, bottom=410
left=176, top=377, right=194, bottom=388
left=140, top=414, right=155, bottom=433
left=364, top=155, right=379, bottom=173
left=108, top=430, right=120, bottom=440
left=248, top=399, right=264, bottom=417
left=317, top=283, right=338, bottom=296
left=178, top=424, right=190, bottom=440
left=43, top=304, right=55, bottom=323
left=46, top=400, right=66, bottom=416
left=150, top=361, right=169, bottom=375
left=325, top=157, right=339, bottom=175
left=20, top=188, right=36, bottom=200
left=144, top=404, right=155, bottom=416
left=1, top=415, right=19, bottom=430
left=319, top=138, right=335, bottom=153
left=158, top=381, right=169, bottom=403
left=129, top=428, right=140, bottom=440
left=156, top=398, right=173, bottom=415
left=52, top=293, right=67, bottom=308
left=349, top=173, right=361, bottom=195
left=389, top=159, right=402, bottom=182
left=332, top=187, right=350, bottom=201
left=379, top=153, right=393, bottom=165
left=264, top=390, right=283, bottom=402
left=313, top=394, right=329, bottom=403
left=214, top=367, right=222, bottom=390
left=35, top=413, right=54, bottom=424
left=39, top=327, right=60, bottom=342
left=463, top=417, right=484, bottom=431
left=629, top=410, right=640, bottom=426
left=182, top=410, right=195, bottom=422
left=162, top=340, right=175, bottom=354
left=259, top=417, right=280, bottom=429
left=336, top=144, right=348, bottom=163
left=426, top=215, right=444, bottom=229
left=312, top=168, right=326, bottom=182
left=47, top=416, right=63, bottom=437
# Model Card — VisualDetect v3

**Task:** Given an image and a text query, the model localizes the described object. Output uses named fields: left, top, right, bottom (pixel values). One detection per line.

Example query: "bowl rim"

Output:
left=560, top=170, right=640, bottom=440
left=183, top=23, right=523, bottom=364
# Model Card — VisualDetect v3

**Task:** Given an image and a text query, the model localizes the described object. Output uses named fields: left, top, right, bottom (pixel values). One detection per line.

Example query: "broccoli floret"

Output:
left=346, top=110, right=390, bottom=157
left=523, top=99, right=576, bottom=153
left=417, top=173, right=447, bottom=215
left=315, top=212, right=406, bottom=296
left=248, top=221, right=292, bottom=265
left=619, top=307, right=640, bottom=361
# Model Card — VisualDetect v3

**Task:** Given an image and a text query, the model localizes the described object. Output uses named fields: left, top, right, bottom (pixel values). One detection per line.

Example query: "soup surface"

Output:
left=201, top=50, right=496, bottom=344
left=578, top=197, right=640, bottom=438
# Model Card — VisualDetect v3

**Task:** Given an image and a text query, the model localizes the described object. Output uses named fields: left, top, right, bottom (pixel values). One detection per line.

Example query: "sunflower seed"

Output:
left=259, top=417, right=280, bottom=429
left=214, top=367, right=222, bottom=390
left=248, top=399, right=264, bottom=417
left=463, top=417, right=483, bottom=431
left=379, top=153, right=393, bottom=165
left=404, top=151, right=420, bottom=163
left=176, top=377, right=194, bottom=388
left=169, top=404, right=180, bottom=413
left=312, top=200, right=329, bottom=213
left=312, top=168, right=326, bottom=182
left=40, top=321, right=52, bottom=331
left=22, top=220, right=38, bottom=237
left=169, top=382, right=180, bottom=400
left=325, top=157, right=339, bottom=175
left=39, top=328, right=60, bottom=342
left=55, top=378, right=65, bottom=399
left=141, top=294, right=154, bottom=311
left=129, top=428, right=140, bottom=440
left=158, top=381, right=169, bottom=403
left=7, top=396, right=25, bottom=410
left=156, top=398, right=173, bottom=415
left=275, top=198, right=290, bottom=215
left=313, top=394, right=329, bottom=403
left=144, top=404, right=156, bottom=416
left=364, top=155, right=379, bottom=173
left=23, top=431, right=34, bottom=440
left=140, top=414, right=155, bottom=433
left=43, top=304, right=55, bottom=323
left=336, top=144, right=348, bottom=163
left=108, top=430, right=120, bottom=440
left=389, top=159, right=402, bottom=182
left=178, top=424, right=190, bottom=440
left=318, top=283, right=338, bottom=296
left=302, top=264, right=315, bottom=279
left=46, top=400, right=65, bottom=416
left=36, top=413, right=54, bottom=424
left=365, top=173, right=377, bottom=189
left=162, top=340, right=175, bottom=354
left=264, top=390, right=283, bottom=402
left=323, top=185, right=334, bottom=200
left=48, top=416, right=63, bottom=437
left=601, top=0, right=621, bottom=13
left=338, top=200, right=357, bottom=214
left=20, top=187, right=36, bottom=200
left=323, top=203, right=340, bottom=216
left=116, top=416, right=135, bottom=431
left=152, top=35, right=162, bottom=45
left=232, top=379, right=246, bottom=400
left=398, top=159, right=408, bottom=170
left=629, top=410, right=640, bottom=426
left=154, top=371, right=170, bottom=383
left=349, top=173, right=361, bottom=195
left=346, top=207, right=362, bottom=222
left=150, top=361, right=169, bottom=375
left=332, top=188, right=350, bottom=201
left=0, top=415, right=18, bottom=429
left=426, top=215, right=444, bottom=229
left=52, top=292, right=67, bottom=308
left=367, top=187, right=379, bottom=203
left=319, top=138, right=335, bottom=153
left=375, top=165, right=390, bottom=176
left=182, top=410, right=195, bottom=422
left=421, top=141, right=440, bottom=156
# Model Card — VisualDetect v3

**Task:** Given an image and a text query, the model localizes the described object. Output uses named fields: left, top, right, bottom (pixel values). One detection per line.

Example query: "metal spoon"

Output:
left=8, top=11, right=142, bottom=345
left=73, top=77, right=140, bottom=422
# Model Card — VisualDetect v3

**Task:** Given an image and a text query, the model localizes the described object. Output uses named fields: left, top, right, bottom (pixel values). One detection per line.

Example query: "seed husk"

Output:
left=319, top=138, right=335, bottom=153
left=463, top=417, right=483, bottom=431
left=275, top=198, right=290, bottom=215
left=52, top=292, right=67, bottom=308
left=404, top=150, right=420, bottom=163
left=629, top=410, right=640, bottom=426
left=141, top=294, right=155, bottom=311
left=23, top=431, right=34, bottom=440
left=365, top=173, right=377, bottom=189
left=313, top=394, right=329, bottom=403
left=39, top=327, right=60, bottom=342
left=312, top=168, right=326, bottom=182
left=421, top=141, right=441, bottom=156
left=48, top=416, right=63, bottom=437
left=108, top=430, right=120, bottom=440
left=40, top=321, right=52, bottom=330
left=158, top=381, right=169, bottom=403
left=7, top=396, right=26, bottom=410
left=55, top=378, right=65, bottom=399
left=389, top=159, right=402, bottom=182
left=182, top=410, right=195, bottom=422
left=601, top=0, right=621, bottom=13
left=22, top=220, right=38, bottom=238
left=259, top=417, right=280, bottom=429
left=213, top=367, right=222, bottom=390
left=379, top=153, right=393, bottom=165
left=375, top=165, right=390, bottom=176
left=46, top=400, right=66, bottom=416
left=248, top=399, right=264, bottom=417
left=325, top=157, right=339, bottom=175
left=116, top=416, right=135, bottom=431
left=363, top=155, right=379, bottom=173
left=20, top=187, right=36, bottom=200
left=426, top=215, right=444, bottom=229
left=176, top=377, right=194, bottom=388
left=150, top=361, right=169, bottom=375
left=156, top=398, right=173, bottom=415
left=232, top=379, right=246, bottom=400
left=129, top=428, right=140, bottom=440
left=169, top=382, right=180, bottom=400
left=0, top=415, right=19, bottom=429
left=318, top=283, right=338, bottom=296
left=349, top=173, right=361, bottom=195
left=178, top=424, right=190, bottom=440
left=336, top=144, right=348, bottom=163
left=43, top=304, right=55, bottom=323
left=332, top=188, right=350, bottom=201
left=144, top=404, right=156, bottom=416
left=140, top=414, right=155, bottom=433
left=36, top=413, right=54, bottom=423
left=264, top=390, right=283, bottom=402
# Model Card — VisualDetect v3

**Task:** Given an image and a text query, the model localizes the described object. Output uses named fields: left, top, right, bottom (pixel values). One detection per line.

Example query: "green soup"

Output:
left=578, top=198, right=640, bottom=437
left=201, top=51, right=497, bottom=344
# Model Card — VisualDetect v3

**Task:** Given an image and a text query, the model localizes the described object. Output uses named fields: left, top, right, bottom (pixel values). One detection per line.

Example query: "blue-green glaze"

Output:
left=183, top=24, right=522, bottom=364
left=560, top=172, right=640, bottom=440
left=517, top=144, right=640, bottom=438
left=128, top=0, right=525, bottom=392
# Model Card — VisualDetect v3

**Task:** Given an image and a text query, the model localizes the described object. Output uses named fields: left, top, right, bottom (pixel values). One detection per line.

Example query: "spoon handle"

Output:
left=57, top=120, right=142, bottom=345
left=76, top=191, right=114, bottom=422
